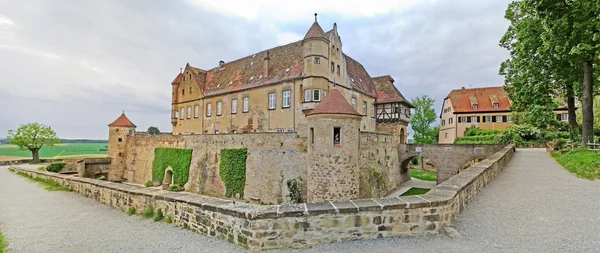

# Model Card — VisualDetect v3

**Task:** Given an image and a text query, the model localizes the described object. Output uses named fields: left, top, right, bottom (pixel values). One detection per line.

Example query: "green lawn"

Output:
left=409, top=169, right=437, bottom=181
left=551, top=149, right=600, bottom=180
left=401, top=187, right=430, bottom=196
left=0, top=143, right=107, bottom=158
left=0, top=227, right=7, bottom=253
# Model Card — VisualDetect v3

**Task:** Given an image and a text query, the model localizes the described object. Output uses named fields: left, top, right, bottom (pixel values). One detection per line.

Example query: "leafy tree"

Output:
left=147, top=126, right=160, bottom=136
left=500, top=0, right=599, bottom=144
left=7, top=123, right=60, bottom=163
left=410, top=95, right=437, bottom=144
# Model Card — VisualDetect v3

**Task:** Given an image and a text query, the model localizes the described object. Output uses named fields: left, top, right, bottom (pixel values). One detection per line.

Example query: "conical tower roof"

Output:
left=303, top=14, right=327, bottom=40
left=307, top=88, right=361, bottom=116
left=108, top=112, right=136, bottom=127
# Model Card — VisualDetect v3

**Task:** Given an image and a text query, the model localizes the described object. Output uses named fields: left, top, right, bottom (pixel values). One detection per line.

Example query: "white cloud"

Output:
left=186, top=0, right=420, bottom=22
left=276, top=32, right=302, bottom=45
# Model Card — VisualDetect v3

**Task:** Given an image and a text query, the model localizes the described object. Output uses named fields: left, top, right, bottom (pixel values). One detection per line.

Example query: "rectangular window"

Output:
left=314, top=57, right=320, bottom=64
left=362, top=101, right=367, bottom=115
left=268, top=93, right=276, bottom=109
left=118, top=138, right=122, bottom=142
left=484, top=116, right=492, bottom=122
left=231, top=99, right=237, bottom=114
left=351, top=97, right=356, bottom=109
left=206, top=103, right=212, bottom=117
left=217, top=101, right=222, bottom=116
left=194, top=105, right=199, bottom=118
left=507, top=115, right=512, bottom=122
left=182, top=89, right=184, bottom=95
left=371, top=104, right=375, bottom=118
left=337, top=65, right=340, bottom=75
left=442, top=119, right=446, bottom=126
left=449, top=117, right=453, bottom=124
left=471, top=116, right=478, bottom=122
left=242, top=97, right=249, bottom=112
left=495, top=116, right=502, bottom=122
left=313, top=89, right=320, bottom=101
left=322, top=90, right=327, bottom=98
left=493, top=103, right=499, bottom=108
left=304, top=89, right=311, bottom=102
left=187, top=106, right=191, bottom=119
left=560, top=113, right=568, bottom=121
left=333, top=127, right=341, bottom=146
left=310, top=127, right=314, bottom=144
left=282, top=90, right=290, bottom=108
left=180, top=108, right=184, bottom=120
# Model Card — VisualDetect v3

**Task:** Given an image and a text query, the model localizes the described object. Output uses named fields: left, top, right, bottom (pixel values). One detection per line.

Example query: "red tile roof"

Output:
left=304, top=21, right=327, bottom=40
left=108, top=113, right=136, bottom=127
left=371, top=75, right=414, bottom=107
left=307, top=88, right=362, bottom=116
left=171, top=73, right=182, bottom=85
left=446, top=86, right=511, bottom=113
left=344, top=54, right=377, bottom=97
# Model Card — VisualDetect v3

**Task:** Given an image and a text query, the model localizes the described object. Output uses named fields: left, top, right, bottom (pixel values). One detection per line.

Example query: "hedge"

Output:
left=454, top=135, right=496, bottom=144
left=151, top=147, right=192, bottom=186
left=46, top=162, right=65, bottom=173
left=219, top=148, right=248, bottom=198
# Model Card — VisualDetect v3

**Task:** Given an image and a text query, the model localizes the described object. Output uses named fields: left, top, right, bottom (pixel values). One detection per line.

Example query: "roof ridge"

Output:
left=203, top=40, right=303, bottom=72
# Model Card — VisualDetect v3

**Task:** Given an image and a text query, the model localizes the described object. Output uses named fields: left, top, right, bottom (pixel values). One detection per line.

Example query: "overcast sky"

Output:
left=0, top=0, right=511, bottom=139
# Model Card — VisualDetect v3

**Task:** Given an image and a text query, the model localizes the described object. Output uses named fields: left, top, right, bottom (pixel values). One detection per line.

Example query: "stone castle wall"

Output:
left=12, top=144, right=515, bottom=251
left=357, top=132, right=404, bottom=198
left=120, top=132, right=307, bottom=204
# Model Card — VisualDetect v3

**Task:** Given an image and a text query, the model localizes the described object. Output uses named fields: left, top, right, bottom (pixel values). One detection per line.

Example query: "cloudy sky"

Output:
left=0, top=0, right=511, bottom=139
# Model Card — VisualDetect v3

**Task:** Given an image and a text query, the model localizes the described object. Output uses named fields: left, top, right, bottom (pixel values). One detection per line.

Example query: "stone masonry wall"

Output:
left=121, top=132, right=307, bottom=204
left=13, top=145, right=515, bottom=251
left=358, top=132, right=402, bottom=198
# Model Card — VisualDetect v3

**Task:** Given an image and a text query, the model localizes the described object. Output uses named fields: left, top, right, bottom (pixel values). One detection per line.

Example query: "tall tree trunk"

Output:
left=31, top=148, right=40, bottom=163
left=581, top=60, right=594, bottom=144
left=565, top=82, right=578, bottom=129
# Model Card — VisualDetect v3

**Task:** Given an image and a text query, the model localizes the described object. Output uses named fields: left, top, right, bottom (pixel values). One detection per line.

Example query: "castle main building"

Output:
left=169, top=14, right=413, bottom=142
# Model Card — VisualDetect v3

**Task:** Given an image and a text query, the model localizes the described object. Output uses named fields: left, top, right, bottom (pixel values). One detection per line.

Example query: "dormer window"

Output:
left=472, top=104, right=478, bottom=109
left=493, top=103, right=499, bottom=108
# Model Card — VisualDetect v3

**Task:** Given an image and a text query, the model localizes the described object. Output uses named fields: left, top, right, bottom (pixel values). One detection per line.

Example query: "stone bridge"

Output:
left=398, top=144, right=507, bottom=184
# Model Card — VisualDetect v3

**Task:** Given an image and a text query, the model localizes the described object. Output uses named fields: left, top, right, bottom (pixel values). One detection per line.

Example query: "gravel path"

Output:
left=1, top=149, right=599, bottom=252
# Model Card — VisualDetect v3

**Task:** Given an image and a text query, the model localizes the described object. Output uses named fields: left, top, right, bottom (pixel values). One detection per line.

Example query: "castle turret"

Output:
left=306, top=88, right=361, bottom=202
left=171, top=71, right=183, bottom=127
left=301, top=13, right=331, bottom=114
left=107, top=112, right=136, bottom=182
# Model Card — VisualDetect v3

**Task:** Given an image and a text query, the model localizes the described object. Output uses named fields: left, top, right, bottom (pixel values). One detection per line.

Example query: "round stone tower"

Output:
left=306, top=88, right=362, bottom=202
left=107, top=111, right=136, bottom=182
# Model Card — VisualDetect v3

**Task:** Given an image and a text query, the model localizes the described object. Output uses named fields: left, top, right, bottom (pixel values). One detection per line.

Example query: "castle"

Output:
left=106, top=15, right=415, bottom=203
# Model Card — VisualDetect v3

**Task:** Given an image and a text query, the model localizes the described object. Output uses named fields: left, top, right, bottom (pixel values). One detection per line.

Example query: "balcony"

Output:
left=301, top=101, right=320, bottom=112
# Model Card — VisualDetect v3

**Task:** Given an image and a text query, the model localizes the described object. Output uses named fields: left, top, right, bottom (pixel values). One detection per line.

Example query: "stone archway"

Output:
left=162, top=166, right=173, bottom=190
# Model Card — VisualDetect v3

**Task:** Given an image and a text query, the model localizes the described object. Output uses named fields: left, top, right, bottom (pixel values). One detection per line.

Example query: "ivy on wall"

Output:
left=151, top=147, right=192, bottom=186
left=219, top=148, right=247, bottom=198
left=287, top=177, right=303, bottom=203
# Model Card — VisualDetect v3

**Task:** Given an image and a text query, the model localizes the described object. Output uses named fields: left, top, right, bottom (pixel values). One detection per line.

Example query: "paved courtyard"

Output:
left=1, top=149, right=599, bottom=252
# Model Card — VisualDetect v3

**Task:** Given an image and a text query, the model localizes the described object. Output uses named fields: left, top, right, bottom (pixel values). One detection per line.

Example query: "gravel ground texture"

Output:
left=1, top=149, right=599, bottom=253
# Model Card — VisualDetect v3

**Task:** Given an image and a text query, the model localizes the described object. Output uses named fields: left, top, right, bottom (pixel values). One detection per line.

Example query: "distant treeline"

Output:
left=0, top=139, right=107, bottom=144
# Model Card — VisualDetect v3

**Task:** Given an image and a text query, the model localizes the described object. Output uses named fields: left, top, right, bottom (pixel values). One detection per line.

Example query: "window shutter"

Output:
left=477, top=116, right=480, bottom=122
left=467, top=117, right=471, bottom=123
left=556, top=114, right=561, bottom=121
left=458, top=117, right=462, bottom=123
left=492, top=116, right=496, bottom=122
left=503, top=115, right=507, bottom=122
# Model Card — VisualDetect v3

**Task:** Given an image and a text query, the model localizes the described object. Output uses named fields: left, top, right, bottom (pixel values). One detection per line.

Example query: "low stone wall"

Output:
left=10, top=144, right=515, bottom=251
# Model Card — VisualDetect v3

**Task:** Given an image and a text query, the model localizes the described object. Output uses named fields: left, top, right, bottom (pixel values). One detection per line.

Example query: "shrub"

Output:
left=411, top=156, right=420, bottom=165
left=464, top=126, right=500, bottom=137
left=37, top=166, right=46, bottom=171
left=151, top=148, right=192, bottom=186
left=141, top=204, right=154, bottom=218
left=144, top=181, right=153, bottom=187
left=168, top=184, right=182, bottom=191
left=219, top=148, right=248, bottom=198
left=162, top=216, right=172, bottom=223
left=153, top=208, right=164, bottom=222
left=286, top=177, right=303, bottom=204
left=46, top=162, right=65, bottom=173
left=127, top=207, right=136, bottom=215
left=96, top=175, right=106, bottom=180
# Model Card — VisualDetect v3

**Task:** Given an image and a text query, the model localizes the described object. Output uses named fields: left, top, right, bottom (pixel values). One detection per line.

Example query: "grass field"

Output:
left=409, top=169, right=437, bottom=181
left=0, top=143, right=107, bottom=159
left=551, top=148, right=600, bottom=180
left=400, top=187, right=431, bottom=196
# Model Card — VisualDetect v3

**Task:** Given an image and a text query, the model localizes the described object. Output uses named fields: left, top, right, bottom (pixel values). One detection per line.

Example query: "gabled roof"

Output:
left=171, top=73, right=182, bottom=85
left=108, top=113, right=136, bottom=127
left=345, top=54, right=377, bottom=97
left=304, top=21, right=327, bottom=40
left=445, top=86, right=511, bottom=113
left=307, top=88, right=361, bottom=116
left=371, top=75, right=414, bottom=107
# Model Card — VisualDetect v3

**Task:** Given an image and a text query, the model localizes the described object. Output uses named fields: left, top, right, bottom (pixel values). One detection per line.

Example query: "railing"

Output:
left=587, top=142, right=600, bottom=151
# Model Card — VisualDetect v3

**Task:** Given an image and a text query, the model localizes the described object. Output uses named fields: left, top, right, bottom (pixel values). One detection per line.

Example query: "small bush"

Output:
left=162, top=216, right=172, bottom=223
left=411, top=156, right=420, bottom=165
left=153, top=208, right=164, bottom=222
left=38, top=166, right=46, bottom=171
left=127, top=207, right=136, bottom=215
left=286, top=177, right=303, bottom=204
left=141, top=204, right=154, bottom=218
left=97, top=175, right=106, bottom=180
left=144, top=181, right=153, bottom=187
left=46, top=162, right=65, bottom=173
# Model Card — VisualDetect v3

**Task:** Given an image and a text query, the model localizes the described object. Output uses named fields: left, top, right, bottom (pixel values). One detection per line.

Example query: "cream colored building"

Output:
left=169, top=15, right=413, bottom=141
left=438, top=86, right=569, bottom=144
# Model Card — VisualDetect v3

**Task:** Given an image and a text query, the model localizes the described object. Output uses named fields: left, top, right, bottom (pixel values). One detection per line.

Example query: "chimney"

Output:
left=461, top=87, right=465, bottom=89
left=333, top=22, right=337, bottom=32
left=263, top=51, right=270, bottom=77
left=219, top=60, right=225, bottom=67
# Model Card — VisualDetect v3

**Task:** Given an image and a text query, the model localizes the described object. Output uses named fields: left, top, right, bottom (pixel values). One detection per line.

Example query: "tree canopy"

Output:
left=410, top=95, right=437, bottom=144
left=499, top=0, right=599, bottom=143
left=7, top=123, right=60, bottom=162
left=147, top=126, right=160, bottom=136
